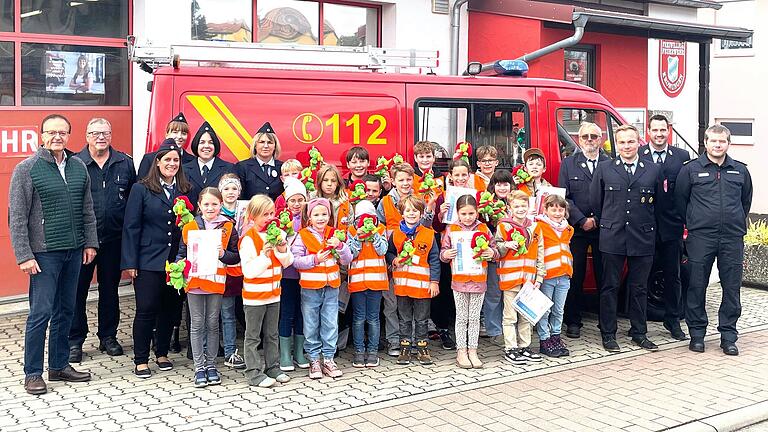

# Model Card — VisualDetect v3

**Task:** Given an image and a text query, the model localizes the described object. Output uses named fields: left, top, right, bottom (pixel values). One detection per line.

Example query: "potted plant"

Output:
left=744, top=219, right=768, bottom=289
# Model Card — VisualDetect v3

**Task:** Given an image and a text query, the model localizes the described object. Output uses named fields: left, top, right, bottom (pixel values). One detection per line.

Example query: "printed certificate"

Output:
left=442, top=186, right=478, bottom=224
left=187, top=229, right=222, bottom=277
left=450, top=230, right=483, bottom=276
left=512, top=281, right=554, bottom=325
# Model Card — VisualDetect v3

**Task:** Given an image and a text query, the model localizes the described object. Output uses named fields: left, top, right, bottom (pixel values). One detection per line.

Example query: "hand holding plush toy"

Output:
left=418, top=170, right=440, bottom=198
left=357, top=214, right=378, bottom=241
left=277, top=209, right=295, bottom=237
left=173, top=196, right=195, bottom=228
left=512, top=164, right=531, bottom=186
left=476, top=191, right=496, bottom=222
left=349, top=180, right=367, bottom=205
left=453, top=141, right=472, bottom=164
left=323, top=229, right=347, bottom=260
left=374, top=156, right=391, bottom=178
left=396, top=239, right=415, bottom=266
left=264, top=219, right=285, bottom=246
left=508, top=226, right=529, bottom=257
left=165, top=259, right=190, bottom=293
left=308, top=146, right=324, bottom=170
left=471, top=232, right=492, bottom=263
left=300, top=167, right=317, bottom=193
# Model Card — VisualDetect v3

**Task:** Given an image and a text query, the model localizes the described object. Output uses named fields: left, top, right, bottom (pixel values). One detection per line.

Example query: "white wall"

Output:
left=700, top=0, right=764, bottom=214
left=646, top=4, right=700, bottom=155
left=131, top=0, right=462, bottom=163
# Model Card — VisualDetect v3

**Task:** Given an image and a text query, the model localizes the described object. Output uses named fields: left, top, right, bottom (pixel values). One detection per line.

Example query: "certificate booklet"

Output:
left=442, top=186, right=478, bottom=224
left=450, top=230, right=483, bottom=276
left=235, top=200, right=250, bottom=233
left=187, top=229, right=222, bottom=277
left=512, top=281, right=554, bottom=325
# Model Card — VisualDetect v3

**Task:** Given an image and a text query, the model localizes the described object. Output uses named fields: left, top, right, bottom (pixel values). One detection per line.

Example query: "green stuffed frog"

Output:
left=165, top=259, right=190, bottom=294
left=398, top=239, right=415, bottom=266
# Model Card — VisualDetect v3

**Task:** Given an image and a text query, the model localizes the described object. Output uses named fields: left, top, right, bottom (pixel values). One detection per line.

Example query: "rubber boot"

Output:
left=293, top=335, right=310, bottom=369
left=467, top=348, right=483, bottom=369
left=279, top=336, right=295, bottom=372
left=456, top=348, right=472, bottom=369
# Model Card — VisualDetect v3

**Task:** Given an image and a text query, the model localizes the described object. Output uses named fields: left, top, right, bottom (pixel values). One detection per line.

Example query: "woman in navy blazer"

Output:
left=122, top=139, right=192, bottom=378
left=183, top=121, right=235, bottom=205
left=235, top=122, right=284, bottom=201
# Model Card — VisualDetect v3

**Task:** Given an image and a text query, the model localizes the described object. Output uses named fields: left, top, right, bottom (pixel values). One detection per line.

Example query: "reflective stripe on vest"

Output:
left=446, top=224, right=490, bottom=284
left=182, top=220, right=234, bottom=294
left=538, top=222, right=574, bottom=278
left=240, top=228, right=283, bottom=305
left=348, top=224, right=388, bottom=292
left=298, top=227, right=341, bottom=289
left=496, top=222, right=540, bottom=291
left=392, top=227, right=435, bottom=299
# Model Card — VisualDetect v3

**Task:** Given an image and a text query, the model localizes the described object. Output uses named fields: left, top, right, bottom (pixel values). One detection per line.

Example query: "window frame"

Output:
left=564, top=45, right=596, bottom=89
left=0, top=0, right=131, bottom=110
left=413, top=97, right=532, bottom=170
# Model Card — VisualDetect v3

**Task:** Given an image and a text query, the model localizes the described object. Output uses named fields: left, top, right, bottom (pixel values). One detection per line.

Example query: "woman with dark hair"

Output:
left=69, top=54, right=93, bottom=93
left=183, top=121, right=235, bottom=205
left=482, top=169, right=515, bottom=346
left=236, top=122, right=284, bottom=201
left=121, top=139, right=192, bottom=378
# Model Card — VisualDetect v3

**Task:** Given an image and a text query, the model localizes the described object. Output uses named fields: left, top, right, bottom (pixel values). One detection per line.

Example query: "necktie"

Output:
left=624, top=163, right=634, bottom=176
left=163, top=184, right=174, bottom=198
left=654, top=151, right=664, bottom=164
left=262, top=163, right=269, bottom=176
left=588, top=159, right=596, bottom=173
left=202, top=165, right=210, bottom=183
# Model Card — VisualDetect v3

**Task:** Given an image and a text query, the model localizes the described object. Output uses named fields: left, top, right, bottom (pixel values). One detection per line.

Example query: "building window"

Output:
left=256, top=0, right=380, bottom=46
left=1, top=0, right=13, bottom=31
left=564, top=46, right=595, bottom=89
left=191, top=0, right=253, bottom=42
left=556, top=108, right=620, bottom=159
left=21, top=43, right=128, bottom=106
left=0, top=41, right=12, bottom=105
left=20, top=0, right=128, bottom=38
left=716, top=119, right=754, bottom=145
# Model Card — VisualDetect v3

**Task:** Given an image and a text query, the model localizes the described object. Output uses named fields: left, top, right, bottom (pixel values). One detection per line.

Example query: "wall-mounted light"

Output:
left=20, top=10, right=42, bottom=18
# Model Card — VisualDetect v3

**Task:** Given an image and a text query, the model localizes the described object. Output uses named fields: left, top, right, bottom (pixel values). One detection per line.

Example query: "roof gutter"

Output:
left=450, top=0, right=470, bottom=75
left=650, top=0, right=722, bottom=9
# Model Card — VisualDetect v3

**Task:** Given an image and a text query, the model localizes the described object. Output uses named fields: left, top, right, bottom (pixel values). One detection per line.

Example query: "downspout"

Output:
left=450, top=0, right=469, bottom=76
left=474, top=13, right=589, bottom=73
left=698, top=42, right=710, bottom=154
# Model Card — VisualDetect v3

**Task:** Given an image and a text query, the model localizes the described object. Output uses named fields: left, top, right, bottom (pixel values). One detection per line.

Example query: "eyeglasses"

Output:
left=43, top=130, right=70, bottom=137
left=580, top=134, right=600, bottom=140
left=87, top=131, right=112, bottom=138
left=478, top=159, right=498, bottom=165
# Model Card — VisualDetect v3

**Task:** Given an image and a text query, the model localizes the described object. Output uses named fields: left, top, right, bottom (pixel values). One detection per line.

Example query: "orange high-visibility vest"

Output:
left=347, top=224, right=388, bottom=293
left=381, top=194, right=402, bottom=237
left=414, top=174, right=445, bottom=200
left=538, top=221, right=574, bottom=279
left=336, top=199, right=351, bottom=231
left=518, top=183, right=533, bottom=197
left=473, top=173, right=488, bottom=192
left=496, top=222, right=541, bottom=291
left=182, top=220, right=234, bottom=294
left=392, top=226, right=435, bottom=299
left=239, top=227, right=283, bottom=305
left=446, top=224, right=490, bottom=284
left=298, top=226, right=341, bottom=289
left=226, top=264, right=243, bottom=277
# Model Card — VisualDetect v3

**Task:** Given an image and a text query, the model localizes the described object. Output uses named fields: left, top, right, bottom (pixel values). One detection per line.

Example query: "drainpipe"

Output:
left=474, top=14, right=589, bottom=73
left=698, top=42, right=710, bottom=154
left=450, top=0, right=469, bottom=76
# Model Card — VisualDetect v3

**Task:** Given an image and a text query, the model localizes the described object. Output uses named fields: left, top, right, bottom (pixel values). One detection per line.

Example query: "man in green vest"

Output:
left=9, top=114, right=99, bottom=395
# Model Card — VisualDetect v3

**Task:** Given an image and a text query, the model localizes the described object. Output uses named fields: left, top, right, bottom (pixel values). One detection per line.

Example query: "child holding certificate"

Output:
left=177, top=187, right=241, bottom=387
left=535, top=195, right=574, bottom=358
left=440, top=195, right=498, bottom=369
left=494, top=190, right=546, bottom=365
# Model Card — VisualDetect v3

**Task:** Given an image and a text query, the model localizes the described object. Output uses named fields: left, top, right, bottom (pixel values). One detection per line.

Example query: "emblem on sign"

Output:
left=659, top=40, right=687, bottom=98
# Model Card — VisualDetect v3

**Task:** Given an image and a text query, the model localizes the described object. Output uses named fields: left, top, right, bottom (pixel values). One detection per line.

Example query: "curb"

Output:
left=667, top=400, right=768, bottom=432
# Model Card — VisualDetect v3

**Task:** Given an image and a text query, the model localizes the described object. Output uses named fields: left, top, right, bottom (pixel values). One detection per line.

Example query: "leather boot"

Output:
left=170, top=327, right=181, bottom=353
left=467, top=348, right=483, bottom=369
left=456, top=348, right=472, bottom=369
left=279, top=336, right=295, bottom=372
left=293, top=335, right=310, bottom=369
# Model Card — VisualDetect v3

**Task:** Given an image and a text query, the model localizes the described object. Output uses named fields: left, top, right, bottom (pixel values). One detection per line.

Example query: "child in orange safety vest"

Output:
left=440, top=194, right=498, bottom=369
left=494, top=190, right=546, bottom=366
left=291, top=198, right=352, bottom=380
left=239, top=194, right=294, bottom=389
left=534, top=194, right=574, bottom=358
left=386, top=195, right=440, bottom=366
left=176, top=187, right=240, bottom=387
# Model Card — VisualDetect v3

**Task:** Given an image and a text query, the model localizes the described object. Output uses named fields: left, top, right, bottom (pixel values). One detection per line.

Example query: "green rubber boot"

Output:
left=279, top=336, right=295, bottom=372
left=293, top=335, right=310, bottom=369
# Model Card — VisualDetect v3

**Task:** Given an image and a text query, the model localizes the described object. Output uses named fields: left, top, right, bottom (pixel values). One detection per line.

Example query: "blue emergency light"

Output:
left=492, top=60, right=529, bottom=77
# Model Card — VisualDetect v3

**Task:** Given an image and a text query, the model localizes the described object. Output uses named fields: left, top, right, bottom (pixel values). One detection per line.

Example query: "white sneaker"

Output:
left=275, top=373, right=290, bottom=383
left=257, top=377, right=277, bottom=388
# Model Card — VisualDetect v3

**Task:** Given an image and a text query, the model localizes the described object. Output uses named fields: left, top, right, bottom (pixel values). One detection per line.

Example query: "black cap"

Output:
left=191, top=121, right=221, bottom=158
left=257, top=122, right=274, bottom=134
left=157, top=138, right=181, bottom=155
left=171, top=112, right=188, bottom=124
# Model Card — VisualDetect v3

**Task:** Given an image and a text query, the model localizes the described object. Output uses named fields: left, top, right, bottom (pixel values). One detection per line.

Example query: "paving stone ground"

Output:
left=1, top=285, right=767, bottom=432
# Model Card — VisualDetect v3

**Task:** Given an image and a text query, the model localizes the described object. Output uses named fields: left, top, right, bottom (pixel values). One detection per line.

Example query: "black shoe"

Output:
left=99, top=337, right=124, bottom=356
left=170, top=327, right=181, bottom=354
left=602, top=337, right=620, bottom=353
left=68, top=346, right=83, bottom=364
left=155, top=358, right=174, bottom=371
left=689, top=339, right=705, bottom=353
left=134, top=365, right=151, bottom=379
left=565, top=325, right=581, bottom=339
left=631, top=337, right=659, bottom=351
left=721, top=342, right=739, bottom=356
left=438, top=329, right=456, bottom=350
left=663, top=322, right=687, bottom=341
left=48, top=365, right=91, bottom=382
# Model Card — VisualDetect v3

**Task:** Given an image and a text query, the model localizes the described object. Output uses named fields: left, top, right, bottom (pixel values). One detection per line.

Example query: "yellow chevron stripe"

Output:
left=186, top=95, right=251, bottom=161
left=210, top=96, right=253, bottom=145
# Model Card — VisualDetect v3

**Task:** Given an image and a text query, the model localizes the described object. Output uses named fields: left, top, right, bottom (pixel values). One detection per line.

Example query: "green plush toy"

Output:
left=357, top=216, right=377, bottom=241
left=173, top=196, right=195, bottom=228
left=509, top=229, right=528, bottom=257
left=349, top=180, right=367, bottom=205
left=265, top=220, right=284, bottom=246
left=309, top=146, right=324, bottom=170
left=477, top=191, right=495, bottom=221
left=278, top=209, right=295, bottom=237
left=471, top=232, right=491, bottom=263
left=391, top=153, right=404, bottom=165
left=165, top=259, right=190, bottom=294
left=398, top=239, right=415, bottom=266
left=374, top=156, right=390, bottom=178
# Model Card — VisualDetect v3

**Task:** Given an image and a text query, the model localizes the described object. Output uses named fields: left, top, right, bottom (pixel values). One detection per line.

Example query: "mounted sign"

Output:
left=1, top=126, right=39, bottom=156
left=659, top=40, right=686, bottom=98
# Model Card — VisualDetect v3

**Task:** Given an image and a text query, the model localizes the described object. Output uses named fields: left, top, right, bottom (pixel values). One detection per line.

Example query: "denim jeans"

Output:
left=188, top=293, right=222, bottom=371
left=350, top=290, right=383, bottom=353
left=482, top=262, right=503, bottom=337
left=25, top=247, right=83, bottom=377
left=536, top=275, right=571, bottom=340
left=301, top=287, right=339, bottom=360
left=397, top=296, right=431, bottom=342
left=220, top=296, right=237, bottom=357
left=278, top=278, right=303, bottom=337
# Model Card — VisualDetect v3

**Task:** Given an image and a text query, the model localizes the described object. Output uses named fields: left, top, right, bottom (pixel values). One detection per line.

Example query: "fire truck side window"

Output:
left=416, top=100, right=529, bottom=171
left=556, top=108, right=616, bottom=160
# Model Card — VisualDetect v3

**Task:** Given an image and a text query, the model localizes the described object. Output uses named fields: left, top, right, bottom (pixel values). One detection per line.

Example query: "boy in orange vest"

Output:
left=386, top=195, right=440, bottom=365
left=347, top=200, right=388, bottom=368
left=475, top=145, right=500, bottom=191
left=413, top=141, right=445, bottom=195
left=516, top=148, right=552, bottom=198
left=534, top=194, right=574, bottom=357
left=495, top=190, right=546, bottom=365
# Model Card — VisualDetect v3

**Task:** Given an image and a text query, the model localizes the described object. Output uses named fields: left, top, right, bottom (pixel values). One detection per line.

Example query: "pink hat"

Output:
left=306, top=197, right=331, bottom=216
